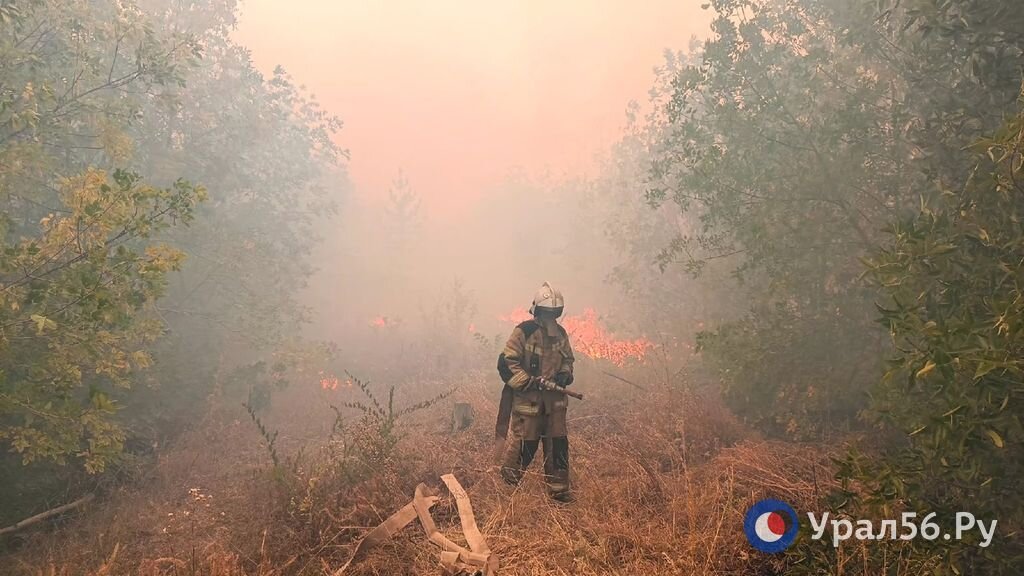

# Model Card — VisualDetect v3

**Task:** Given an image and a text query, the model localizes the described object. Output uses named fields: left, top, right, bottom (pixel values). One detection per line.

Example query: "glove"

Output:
left=553, top=372, right=573, bottom=387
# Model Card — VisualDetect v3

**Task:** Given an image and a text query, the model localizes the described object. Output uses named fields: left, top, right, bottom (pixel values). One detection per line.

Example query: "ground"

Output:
left=2, top=367, right=838, bottom=575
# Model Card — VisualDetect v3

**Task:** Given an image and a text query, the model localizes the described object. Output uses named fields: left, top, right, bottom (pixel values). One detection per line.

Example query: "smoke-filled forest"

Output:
left=1, top=0, right=1023, bottom=574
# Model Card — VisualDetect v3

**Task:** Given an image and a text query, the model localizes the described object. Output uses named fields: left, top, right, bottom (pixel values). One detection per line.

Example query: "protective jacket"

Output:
left=498, top=317, right=575, bottom=501
left=502, top=318, right=574, bottom=390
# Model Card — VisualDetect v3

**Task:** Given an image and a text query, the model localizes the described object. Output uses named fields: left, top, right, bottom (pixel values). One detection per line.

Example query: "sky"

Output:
left=233, top=0, right=714, bottom=217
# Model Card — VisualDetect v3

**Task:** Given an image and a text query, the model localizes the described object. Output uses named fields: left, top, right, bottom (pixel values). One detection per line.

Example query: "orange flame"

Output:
left=318, top=371, right=353, bottom=391
left=498, top=307, right=532, bottom=324
left=318, top=370, right=339, bottom=390
left=370, top=316, right=397, bottom=328
left=562, top=309, right=652, bottom=366
left=499, top=307, right=651, bottom=366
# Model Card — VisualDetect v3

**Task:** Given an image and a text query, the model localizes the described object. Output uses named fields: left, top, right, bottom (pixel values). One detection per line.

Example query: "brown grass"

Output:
left=3, top=370, right=842, bottom=576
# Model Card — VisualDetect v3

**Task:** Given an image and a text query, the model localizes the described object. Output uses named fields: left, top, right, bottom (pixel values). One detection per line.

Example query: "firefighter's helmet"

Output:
left=529, top=281, right=564, bottom=318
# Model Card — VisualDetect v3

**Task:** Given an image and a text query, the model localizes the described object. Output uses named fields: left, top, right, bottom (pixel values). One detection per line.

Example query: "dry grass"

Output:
left=3, top=370, right=842, bottom=576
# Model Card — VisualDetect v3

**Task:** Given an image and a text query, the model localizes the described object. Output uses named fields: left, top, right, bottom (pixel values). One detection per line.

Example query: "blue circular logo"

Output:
left=743, top=499, right=799, bottom=553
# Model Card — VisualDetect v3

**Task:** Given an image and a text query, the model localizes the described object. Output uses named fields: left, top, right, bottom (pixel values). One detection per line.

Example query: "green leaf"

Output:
left=974, top=361, right=997, bottom=379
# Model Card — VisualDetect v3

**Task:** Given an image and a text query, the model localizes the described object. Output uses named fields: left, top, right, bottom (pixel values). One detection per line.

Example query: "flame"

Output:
left=318, top=370, right=339, bottom=390
left=370, top=316, right=398, bottom=328
left=499, top=307, right=651, bottom=366
left=498, top=307, right=532, bottom=324
left=318, top=371, right=353, bottom=391
left=562, top=309, right=652, bottom=366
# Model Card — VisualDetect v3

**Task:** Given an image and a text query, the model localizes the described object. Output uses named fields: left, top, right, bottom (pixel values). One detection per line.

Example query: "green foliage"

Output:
left=644, top=0, right=900, bottom=435
left=645, top=0, right=1024, bottom=439
left=124, top=0, right=346, bottom=437
left=835, top=102, right=1024, bottom=574
left=112, top=1, right=348, bottom=462
left=632, top=2, right=1024, bottom=568
left=0, top=0, right=343, bottom=515
left=0, top=167, right=204, bottom=472
left=595, top=48, right=747, bottom=336
left=696, top=301, right=869, bottom=439
left=0, top=0, right=204, bottom=474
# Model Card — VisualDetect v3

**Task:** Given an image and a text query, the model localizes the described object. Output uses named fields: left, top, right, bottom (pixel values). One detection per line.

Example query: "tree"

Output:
left=0, top=0, right=204, bottom=472
left=119, top=0, right=346, bottom=438
left=843, top=97, right=1024, bottom=576
left=645, top=0, right=903, bottom=436
left=0, top=170, right=203, bottom=472
left=382, top=169, right=422, bottom=254
left=635, top=0, right=1024, bottom=571
left=0, top=0, right=345, bottom=504
left=598, top=48, right=748, bottom=344
left=644, top=0, right=1024, bottom=438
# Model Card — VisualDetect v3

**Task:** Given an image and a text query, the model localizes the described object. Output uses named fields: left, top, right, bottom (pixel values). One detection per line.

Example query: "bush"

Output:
left=832, top=101, right=1024, bottom=575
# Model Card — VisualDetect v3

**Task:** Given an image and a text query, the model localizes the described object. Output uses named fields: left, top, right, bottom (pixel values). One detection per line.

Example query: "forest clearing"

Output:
left=2, top=0, right=1023, bottom=574
left=5, top=363, right=840, bottom=575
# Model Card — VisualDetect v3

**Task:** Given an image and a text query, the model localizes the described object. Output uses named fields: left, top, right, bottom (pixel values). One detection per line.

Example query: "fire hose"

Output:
left=331, top=474, right=498, bottom=576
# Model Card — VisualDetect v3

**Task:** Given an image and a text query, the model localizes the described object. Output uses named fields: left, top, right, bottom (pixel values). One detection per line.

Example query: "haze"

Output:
left=4, top=1, right=1023, bottom=573
left=234, top=0, right=713, bottom=216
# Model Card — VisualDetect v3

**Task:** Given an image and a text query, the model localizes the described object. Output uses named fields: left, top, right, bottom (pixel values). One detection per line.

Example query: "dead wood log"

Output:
left=0, top=493, right=95, bottom=536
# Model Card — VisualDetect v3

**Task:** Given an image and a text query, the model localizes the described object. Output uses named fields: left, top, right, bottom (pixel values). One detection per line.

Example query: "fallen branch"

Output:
left=599, top=369, right=646, bottom=390
left=0, top=493, right=95, bottom=536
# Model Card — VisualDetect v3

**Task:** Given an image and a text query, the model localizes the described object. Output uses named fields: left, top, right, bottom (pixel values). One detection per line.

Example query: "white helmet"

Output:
left=529, top=281, right=564, bottom=318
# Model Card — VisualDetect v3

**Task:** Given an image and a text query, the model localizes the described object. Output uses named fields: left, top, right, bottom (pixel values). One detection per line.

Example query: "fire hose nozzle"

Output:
left=537, top=378, right=584, bottom=401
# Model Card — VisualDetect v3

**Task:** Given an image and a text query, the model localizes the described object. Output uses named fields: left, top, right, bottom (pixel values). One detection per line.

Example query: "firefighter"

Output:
left=499, top=282, right=576, bottom=502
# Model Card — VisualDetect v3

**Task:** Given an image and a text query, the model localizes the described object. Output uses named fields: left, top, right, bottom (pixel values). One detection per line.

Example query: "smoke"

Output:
left=228, top=1, right=719, bottom=383
left=302, top=171, right=628, bottom=354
